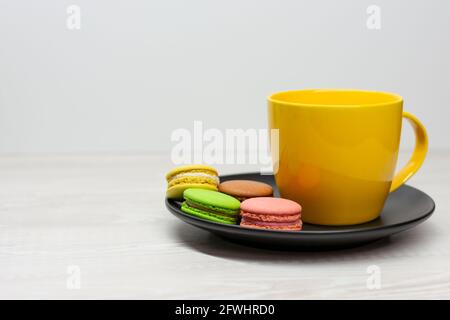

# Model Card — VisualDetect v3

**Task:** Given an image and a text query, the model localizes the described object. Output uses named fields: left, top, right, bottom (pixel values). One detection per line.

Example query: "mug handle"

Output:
left=390, top=111, right=428, bottom=192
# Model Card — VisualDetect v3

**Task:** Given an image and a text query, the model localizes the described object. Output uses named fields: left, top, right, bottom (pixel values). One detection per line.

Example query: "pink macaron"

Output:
left=240, top=197, right=302, bottom=231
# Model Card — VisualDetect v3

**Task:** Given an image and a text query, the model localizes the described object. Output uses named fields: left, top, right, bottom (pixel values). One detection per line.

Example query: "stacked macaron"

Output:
left=165, top=165, right=302, bottom=231
left=181, top=188, right=240, bottom=225
left=240, top=197, right=302, bottom=231
left=166, top=165, right=219, bottom=199
left=218, top=180, right=273, bottom=201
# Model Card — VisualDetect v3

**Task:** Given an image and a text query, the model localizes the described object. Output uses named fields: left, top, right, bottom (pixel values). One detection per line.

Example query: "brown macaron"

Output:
left=218, top=180, right=273, bottom=201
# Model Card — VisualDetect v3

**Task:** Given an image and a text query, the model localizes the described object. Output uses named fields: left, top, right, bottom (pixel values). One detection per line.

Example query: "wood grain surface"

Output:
left=0, top=152, right=449, bottom=299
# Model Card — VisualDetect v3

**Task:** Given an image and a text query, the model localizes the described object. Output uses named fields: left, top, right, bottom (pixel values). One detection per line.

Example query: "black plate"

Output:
left=165, top=173, right=435, bottom=250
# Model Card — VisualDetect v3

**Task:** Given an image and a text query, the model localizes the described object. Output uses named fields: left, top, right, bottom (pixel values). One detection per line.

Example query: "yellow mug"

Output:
left=268, top=89, right=428, bottom=226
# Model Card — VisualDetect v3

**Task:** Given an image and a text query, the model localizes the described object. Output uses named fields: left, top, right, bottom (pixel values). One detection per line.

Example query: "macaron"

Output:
left=218, top=180, right=273, bottom=201
left=166, top=165, right=219, bottom=199
left=240, top=197, right=302, bottom=231
left=181, top=188, right=240, bottom=224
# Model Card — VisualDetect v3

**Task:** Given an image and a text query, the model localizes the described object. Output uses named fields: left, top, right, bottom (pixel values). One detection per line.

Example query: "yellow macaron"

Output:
left=165, top=164, right=219, bottom=199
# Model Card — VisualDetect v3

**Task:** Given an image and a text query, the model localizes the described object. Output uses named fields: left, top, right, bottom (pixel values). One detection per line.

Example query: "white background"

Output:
left=1, top=1, right=450, bottom=300
left=1, top=0, right=449, bottom=153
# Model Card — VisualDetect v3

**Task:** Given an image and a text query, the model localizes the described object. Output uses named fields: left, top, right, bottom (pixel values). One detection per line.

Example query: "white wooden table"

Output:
left=0, top=152, right=449, bottom=299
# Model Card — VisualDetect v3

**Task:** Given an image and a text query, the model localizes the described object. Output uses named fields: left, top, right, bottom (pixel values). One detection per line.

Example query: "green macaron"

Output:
left=181, top=188, right=240, bottom=224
